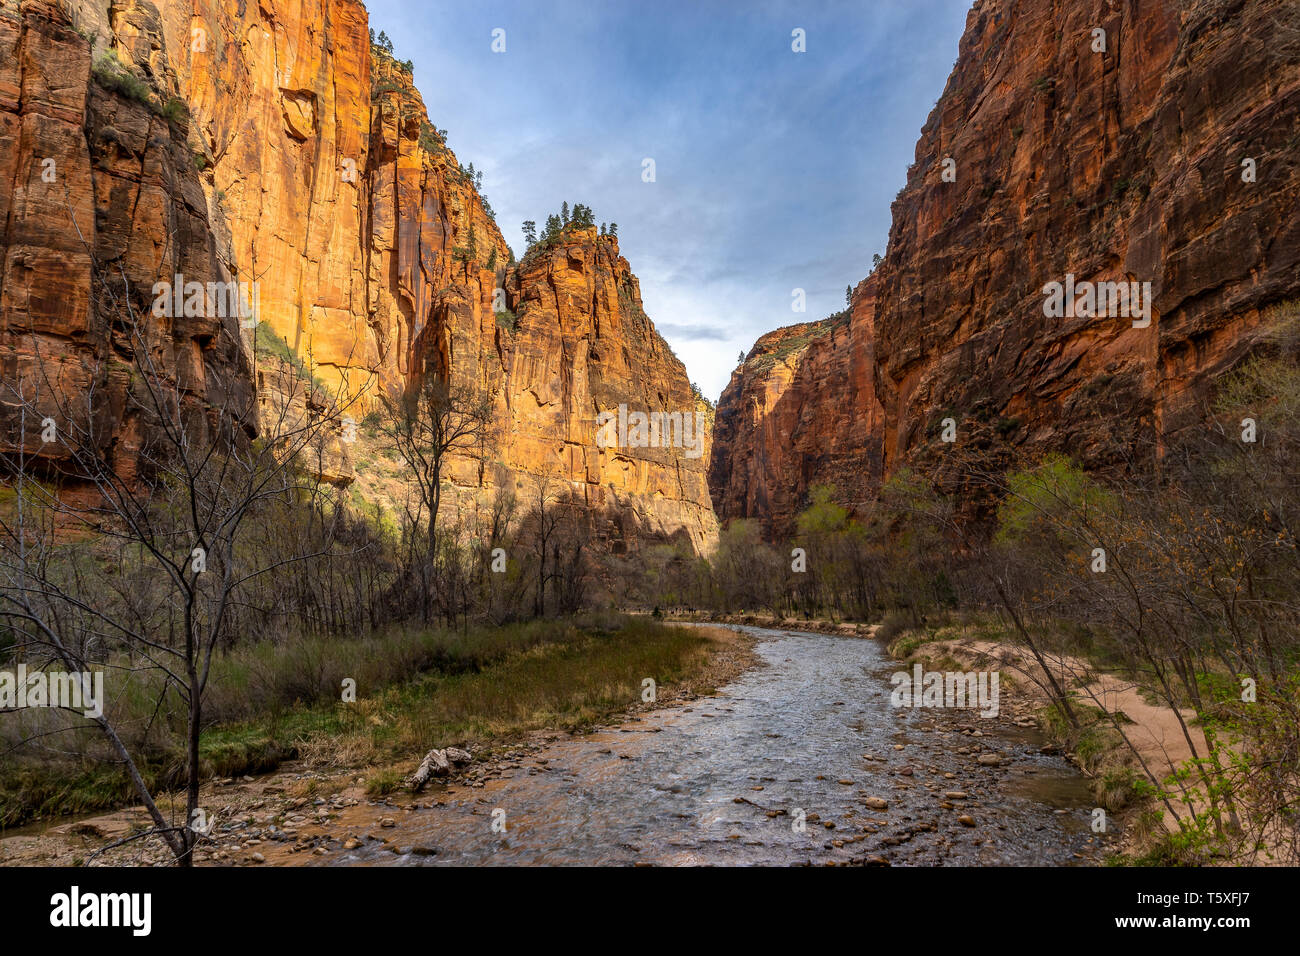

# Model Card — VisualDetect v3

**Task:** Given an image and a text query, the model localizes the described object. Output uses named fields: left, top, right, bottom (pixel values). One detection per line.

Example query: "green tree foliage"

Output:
left=994, top=454, right=1115, bottom=547
left=523, top=204, right=605, bottom=255
left=451, top=222, right=478, bottom=265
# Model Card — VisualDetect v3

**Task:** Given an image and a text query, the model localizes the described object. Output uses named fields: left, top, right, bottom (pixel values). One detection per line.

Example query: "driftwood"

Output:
left=407, top=747, right=473, bottom=791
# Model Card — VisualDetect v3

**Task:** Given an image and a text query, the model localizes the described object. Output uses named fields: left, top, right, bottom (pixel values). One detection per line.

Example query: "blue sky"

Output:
left=364, top=0, right=973, bottom=401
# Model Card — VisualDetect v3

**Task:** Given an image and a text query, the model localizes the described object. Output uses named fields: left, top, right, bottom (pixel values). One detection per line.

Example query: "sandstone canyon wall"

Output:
left=0, top=0, right=254, bottom=483
left=712, top=0, right=1300, bottom=535
left=492, top=229, right=716, bottom=554
left=709, top=275, right=882, bottom=537
left=0, top=0, right=716, bottom=552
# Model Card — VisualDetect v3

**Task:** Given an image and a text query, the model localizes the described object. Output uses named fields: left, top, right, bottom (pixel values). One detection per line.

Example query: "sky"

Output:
left=364, top=0, right=974, bottom=402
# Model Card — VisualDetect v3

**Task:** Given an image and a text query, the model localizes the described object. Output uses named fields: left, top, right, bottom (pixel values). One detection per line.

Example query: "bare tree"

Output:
left=0, top=238, right=360, bottom=865
left=377, top=375, right=493, bottom=622
left=521, top=470, right=563, bottom=618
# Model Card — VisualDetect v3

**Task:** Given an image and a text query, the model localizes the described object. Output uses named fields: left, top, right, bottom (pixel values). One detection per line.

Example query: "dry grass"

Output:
left=292, top=617, right=714, bottom=771
left=0, top=615, right=716, bottom=827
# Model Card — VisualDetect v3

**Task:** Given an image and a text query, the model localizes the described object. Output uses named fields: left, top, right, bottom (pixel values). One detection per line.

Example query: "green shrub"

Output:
left=365, top=768, right=405, bottom=797
left=92, top=50, right=154, bottom=106
left=161, top=97, right=188, bottom=126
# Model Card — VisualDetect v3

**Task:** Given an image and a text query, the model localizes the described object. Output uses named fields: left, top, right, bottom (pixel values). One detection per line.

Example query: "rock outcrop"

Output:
left=713, top=0, right=1300, bottom=535
left=488, top=229, right=717, bottom=552
left=1, top=0, right=717, bottom=552
left=709, top=275, right=881, bottom=536
left=0, top=0, right=252, bottom=482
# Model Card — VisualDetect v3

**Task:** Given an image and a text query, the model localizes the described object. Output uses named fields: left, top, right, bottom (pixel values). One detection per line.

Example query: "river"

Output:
left=320, top=625, right=1100, bottom=866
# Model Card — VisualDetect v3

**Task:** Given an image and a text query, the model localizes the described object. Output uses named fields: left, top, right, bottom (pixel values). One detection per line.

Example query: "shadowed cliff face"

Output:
left=1, top=0, right=718, bottom=552
left=0, top=0, right=253, bottom=483
left=709, top=275, right=882, bottom=537
left=712, top=0, right=1300, bottom=535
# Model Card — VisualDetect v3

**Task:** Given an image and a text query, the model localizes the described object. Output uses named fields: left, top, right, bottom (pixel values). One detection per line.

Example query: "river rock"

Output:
left=863, top=797, right=889, bottom=810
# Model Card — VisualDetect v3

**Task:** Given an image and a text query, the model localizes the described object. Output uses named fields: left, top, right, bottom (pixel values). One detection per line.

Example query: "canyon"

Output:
left=0, top=0, right=1294, bottom=879
left=3, top=0, right=1297, bottom=548
left=713, top=0, right=1300, bottom=535
left=0, top=0, right=715, bottom=552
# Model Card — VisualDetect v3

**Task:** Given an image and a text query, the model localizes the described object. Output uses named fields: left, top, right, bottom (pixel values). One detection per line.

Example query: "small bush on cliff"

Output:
left=91, top=49, right=154, bottom=107
left=369, top=30, right=412, bottom=74
left=418, top=121, right=446, bottom=152
left=254, top=322, right=328, bottom=393
left=452, top=223, right=479, bottom=266
left=161, top=97, right=189, bottom=126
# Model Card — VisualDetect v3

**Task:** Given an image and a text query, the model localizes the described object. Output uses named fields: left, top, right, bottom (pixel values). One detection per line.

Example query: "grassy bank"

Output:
left=0, top=614, right=723, bottom=830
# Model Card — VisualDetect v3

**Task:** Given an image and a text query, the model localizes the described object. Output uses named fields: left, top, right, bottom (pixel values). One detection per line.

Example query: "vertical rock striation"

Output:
left=712, top=0, right=1300, bottom=535
left=1, top=0, right=718, bottom=551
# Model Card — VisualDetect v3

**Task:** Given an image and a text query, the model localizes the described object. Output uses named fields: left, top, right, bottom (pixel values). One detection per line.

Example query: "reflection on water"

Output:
left=323, top=626, right=1097, bottom=866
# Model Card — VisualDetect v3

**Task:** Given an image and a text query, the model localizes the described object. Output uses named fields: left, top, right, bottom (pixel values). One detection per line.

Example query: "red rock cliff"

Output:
left=1, top=0, right=253, bottom=482
left=1, top=0, right=717, bottom=551
left=491, top=229, right=717, bottom=553
left=709, top=275, right=881, bottom=536
left=712, top=0, right=1300, bottom=534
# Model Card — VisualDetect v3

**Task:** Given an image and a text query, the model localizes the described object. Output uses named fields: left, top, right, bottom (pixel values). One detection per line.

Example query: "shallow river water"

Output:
left=323, top=625, right=1099, bottom=866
